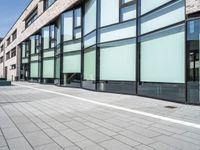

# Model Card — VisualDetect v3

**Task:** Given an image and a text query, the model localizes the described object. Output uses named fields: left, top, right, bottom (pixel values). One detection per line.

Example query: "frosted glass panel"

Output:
left=100, top=20, right=136, bottom=43
left=22, top=58, right=28, bottom=64
left=121, top=5, right=136, bottom=21
left=100, top=0, right=119, bottom=27
left=30, top=62, right=38, bottom=78
left=141, top=0, right=171, bottom=15
left=64, top=41, right=81, bottom=52
left=141, top=0, right=185, bottom=34
left=84, top=0, right=96, bottom=35
left=63, top=53, right=81, bottom=73
left=63, top=11, right=73, bottom=41
left=43, top=59, right=54, bottom=78
left=30, top=36, right=35, bottom=54
left=140, top=25, right=185, bottom=83
left=43, top=51, right=54, bottom=58
left=43, top=27, right=49, bottom=49
left=84, top=48, right=96, bottom=80
left=31, top=56, right=39, bottom=61
left=100, top=39, right=136, bottom=81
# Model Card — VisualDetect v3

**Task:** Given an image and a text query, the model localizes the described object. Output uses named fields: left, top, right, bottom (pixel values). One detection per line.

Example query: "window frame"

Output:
left=6, top=51, right=10, bottom=60
left=25, top=6, right=38, bottom=28
left=119, top=0, right=136, bottom=22
left=44, top=0, right=56, bottom=11
left=11, top=48, right=16, bottom=58
left=12, top=30, right=17, bottom=41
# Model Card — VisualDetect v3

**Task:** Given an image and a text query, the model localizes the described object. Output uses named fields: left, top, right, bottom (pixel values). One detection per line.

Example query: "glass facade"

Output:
left=41, top=25, right=55, bottom=83
left=61, top=7, right=82, bottom=87
left=140, top=24, right=185, bottom=83
left=30, top=35, right=41, bottom=80
left=21, top=41, right=30, bottom=81
left=19, top=0, right=200, bottom=104
left=187, top=19, right=200, bottom=104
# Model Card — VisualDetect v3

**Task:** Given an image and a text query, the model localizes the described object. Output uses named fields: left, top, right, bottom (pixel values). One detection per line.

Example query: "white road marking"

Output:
left=14, top=83, right=200, bottom=129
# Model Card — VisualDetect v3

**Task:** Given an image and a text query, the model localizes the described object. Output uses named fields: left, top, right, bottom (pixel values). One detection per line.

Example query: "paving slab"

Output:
left=0, top=82, right=200, bottom=150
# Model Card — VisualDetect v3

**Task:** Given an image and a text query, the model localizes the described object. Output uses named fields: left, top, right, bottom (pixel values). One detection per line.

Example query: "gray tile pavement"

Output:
left=0, top=82, right=199, bottom=150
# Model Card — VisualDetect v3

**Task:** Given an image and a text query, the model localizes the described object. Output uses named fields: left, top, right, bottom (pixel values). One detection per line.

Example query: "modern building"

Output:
left=0, top=0, right=200, bottom=104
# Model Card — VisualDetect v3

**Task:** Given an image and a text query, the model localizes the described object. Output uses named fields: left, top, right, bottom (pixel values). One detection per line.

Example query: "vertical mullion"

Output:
left=119, top=0, right=122, bottom=23
left=81, top=1, right=85, bottom=87
left=60, top=14, right=64, bottom=85
left=35, top=36, right=37, bottom=54
left=28, top=40, right=31, bottom=81
left=73, top=9, right=75, bottom=40
left=41, top=29, right=44, bottom=83
left=53, top=24, right=55, bottom=81
left=184, top=1, right=188, bottom=103
left=96, top=0, right=100, bottom=91
left=49, top=26, right=51, bottom=49
left=136, top=0, right=141, bottom=94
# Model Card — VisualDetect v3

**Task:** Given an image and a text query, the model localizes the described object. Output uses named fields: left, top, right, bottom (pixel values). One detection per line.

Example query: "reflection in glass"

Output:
left=84, top=0, right=96, bottom=35
left=141, top=0, right=185, bottom=35
left=187, top=19, right=200, bottom=103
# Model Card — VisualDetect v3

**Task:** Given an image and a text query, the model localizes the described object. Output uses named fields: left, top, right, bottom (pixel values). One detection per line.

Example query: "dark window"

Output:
left=6, top=51, right=10, bottom=60
left=10, top=64, right=16, bottom=70
left=35, top=35, right=42, bottom=53
left=25, top=7, right=38, bottom=28
left=11, top=48, right=16, bottom=58
left=0, top=56, right=3, bottom=63
left=21, top=41, right=30, bottom=58
left=0, top=44, right=4, bottom=52
left=7, top=37, right=11, bottom=46
left=12, top=30, right=17, bottom=41
left=44, top=0, right=56, bottom=10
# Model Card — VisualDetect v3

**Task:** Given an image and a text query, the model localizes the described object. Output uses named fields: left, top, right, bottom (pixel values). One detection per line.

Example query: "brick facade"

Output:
left=186, top=0, right=200, bottom=14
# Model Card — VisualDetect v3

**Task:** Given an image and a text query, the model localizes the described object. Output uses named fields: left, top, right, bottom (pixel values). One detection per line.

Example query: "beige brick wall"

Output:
left=186, top=0, right=200, bottom=14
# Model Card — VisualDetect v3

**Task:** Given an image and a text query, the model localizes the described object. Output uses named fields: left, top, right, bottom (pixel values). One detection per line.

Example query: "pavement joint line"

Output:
left=14, top=83, right=200, bottom=130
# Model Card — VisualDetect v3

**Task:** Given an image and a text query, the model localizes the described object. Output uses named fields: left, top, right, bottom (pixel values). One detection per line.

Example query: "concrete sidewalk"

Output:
left=0, top=82, right=200, bottom=150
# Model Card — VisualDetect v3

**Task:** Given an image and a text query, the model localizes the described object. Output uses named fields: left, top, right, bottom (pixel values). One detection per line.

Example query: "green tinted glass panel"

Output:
left=63, top=52, right=81, bottom=73
left=43, top=59, right=54, bottom=78
left=84, top=48, right=96, bottom=80
left=100, top=39, right=136, bottom=81
left=140, top=25, right=185, bottom=83
left=30, top=62, right=38, bottom=78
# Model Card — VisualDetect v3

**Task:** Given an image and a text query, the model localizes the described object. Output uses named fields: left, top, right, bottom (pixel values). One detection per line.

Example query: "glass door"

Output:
left=187, top=19, right=200, bottom=104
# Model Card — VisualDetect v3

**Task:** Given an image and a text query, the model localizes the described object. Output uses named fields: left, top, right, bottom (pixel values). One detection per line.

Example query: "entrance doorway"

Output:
left=187, top=19, right=200, bottom=104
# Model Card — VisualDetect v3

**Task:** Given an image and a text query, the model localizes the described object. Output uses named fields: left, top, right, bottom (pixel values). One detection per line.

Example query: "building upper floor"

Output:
left=0, top=0, right=79, bottom=55
left=0, top=0, right=200, bottom=57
